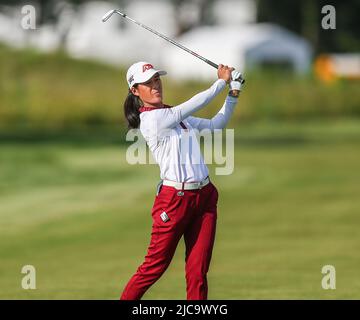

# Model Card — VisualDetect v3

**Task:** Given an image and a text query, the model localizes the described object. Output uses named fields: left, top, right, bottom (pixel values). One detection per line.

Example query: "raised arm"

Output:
left=153, top=65, right=233, bottom=130
left=162, top=79, right=226, bottom=127
left=185, top=70, right=244, bottom=131
left=186, top=95, right=238, bottom=131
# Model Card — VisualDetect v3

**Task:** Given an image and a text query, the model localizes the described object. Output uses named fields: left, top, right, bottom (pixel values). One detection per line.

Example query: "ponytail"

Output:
left=124, top=89, right=142, bottom=129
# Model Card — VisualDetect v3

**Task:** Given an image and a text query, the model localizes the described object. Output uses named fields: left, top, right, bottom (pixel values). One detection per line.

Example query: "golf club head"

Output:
left=102, top=9, right=125, bottom=22
left=102, top=10, right=115, bottom=22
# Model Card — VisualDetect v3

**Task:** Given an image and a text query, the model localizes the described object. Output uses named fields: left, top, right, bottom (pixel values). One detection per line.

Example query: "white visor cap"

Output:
left=126, top=61, right=167, bottom=89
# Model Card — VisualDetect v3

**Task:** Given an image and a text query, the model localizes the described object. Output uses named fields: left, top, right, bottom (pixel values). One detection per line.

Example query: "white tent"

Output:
left=161, top=23, right=313, bottom=81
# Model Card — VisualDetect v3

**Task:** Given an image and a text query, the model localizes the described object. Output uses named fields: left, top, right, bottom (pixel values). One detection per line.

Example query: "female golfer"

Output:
left=120, top=61, right=243, bottom=300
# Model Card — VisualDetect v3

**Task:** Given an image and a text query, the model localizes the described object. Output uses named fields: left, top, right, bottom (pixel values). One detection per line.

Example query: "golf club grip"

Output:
left=204, top=60, right=219, bottom=69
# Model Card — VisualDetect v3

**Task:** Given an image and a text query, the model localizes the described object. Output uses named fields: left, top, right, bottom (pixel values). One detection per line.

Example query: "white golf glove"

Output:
left=229, top=71, right=244, bottom=97
left=231, top=70, right=243, bottom=82
left=229, top=74, right=244, bottom=98
left=228, top=80, right=242, bottom=97
left=229, top=79, right=242, bottom=90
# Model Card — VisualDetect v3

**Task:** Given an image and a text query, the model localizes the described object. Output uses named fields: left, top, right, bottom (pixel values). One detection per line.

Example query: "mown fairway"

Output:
left=1, top=121, right=359, bottom=299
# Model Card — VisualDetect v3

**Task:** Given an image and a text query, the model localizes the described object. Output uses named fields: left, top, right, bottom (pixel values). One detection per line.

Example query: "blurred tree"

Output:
left=257, top=0, right=360, bottom=53
left=0, top=0, right=58, bottom=24
left=171, top=0, right=216, bottom=36
left=0, top=0, right=123, bottom=48
left=1, top=0, right=358, bottom=53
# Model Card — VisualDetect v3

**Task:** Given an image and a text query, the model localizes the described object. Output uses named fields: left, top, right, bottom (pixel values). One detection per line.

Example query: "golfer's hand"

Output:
left=217, top=64, right=234, bottom=84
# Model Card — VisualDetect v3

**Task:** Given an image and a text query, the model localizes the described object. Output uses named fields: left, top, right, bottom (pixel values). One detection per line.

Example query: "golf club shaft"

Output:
left=103, top=10, right=219, bottom=70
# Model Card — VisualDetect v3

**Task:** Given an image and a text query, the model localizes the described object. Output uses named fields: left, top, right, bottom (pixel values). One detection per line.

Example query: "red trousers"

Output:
left=120, top=181, right=218, bottom=300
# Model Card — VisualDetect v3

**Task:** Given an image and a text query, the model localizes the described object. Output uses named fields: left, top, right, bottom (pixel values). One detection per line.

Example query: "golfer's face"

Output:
left=137, top=73, right=163, bottom=105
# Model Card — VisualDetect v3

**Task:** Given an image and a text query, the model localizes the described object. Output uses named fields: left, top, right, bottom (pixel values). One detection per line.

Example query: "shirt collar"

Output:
left=139, top=104, right=172, bottom=113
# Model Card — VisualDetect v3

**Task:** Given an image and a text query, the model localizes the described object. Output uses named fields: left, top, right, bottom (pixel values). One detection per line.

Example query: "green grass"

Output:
left=1, top=44, right=360, bottom=131
left=1, top=120, right=359, bottom=299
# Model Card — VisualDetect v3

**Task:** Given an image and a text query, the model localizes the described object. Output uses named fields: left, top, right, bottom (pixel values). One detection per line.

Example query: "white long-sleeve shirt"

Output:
left=139, top=79, right=238, bottom=182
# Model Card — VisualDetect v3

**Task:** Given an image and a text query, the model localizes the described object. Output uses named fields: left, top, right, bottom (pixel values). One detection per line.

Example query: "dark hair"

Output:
left=124, top=87, right=142, bottom=129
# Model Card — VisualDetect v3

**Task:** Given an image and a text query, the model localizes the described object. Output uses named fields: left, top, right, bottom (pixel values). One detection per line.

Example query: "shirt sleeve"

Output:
left=186, top=95, right=238, bottom=131
left=149, top=79, right=227, bottom=130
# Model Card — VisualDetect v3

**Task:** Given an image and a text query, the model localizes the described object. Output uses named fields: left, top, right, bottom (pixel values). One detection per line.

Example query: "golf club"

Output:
left=102, top=9, right=245, bottom=84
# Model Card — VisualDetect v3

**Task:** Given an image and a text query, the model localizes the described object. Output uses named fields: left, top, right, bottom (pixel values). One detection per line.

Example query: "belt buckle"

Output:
left=199, top=178, right=207, bottom=189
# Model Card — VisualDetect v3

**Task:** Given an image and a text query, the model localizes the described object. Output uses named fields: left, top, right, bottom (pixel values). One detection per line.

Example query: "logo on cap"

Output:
left=128, top=75, right=134, bottom=84
left=142, top=64, right=154, bottom=73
